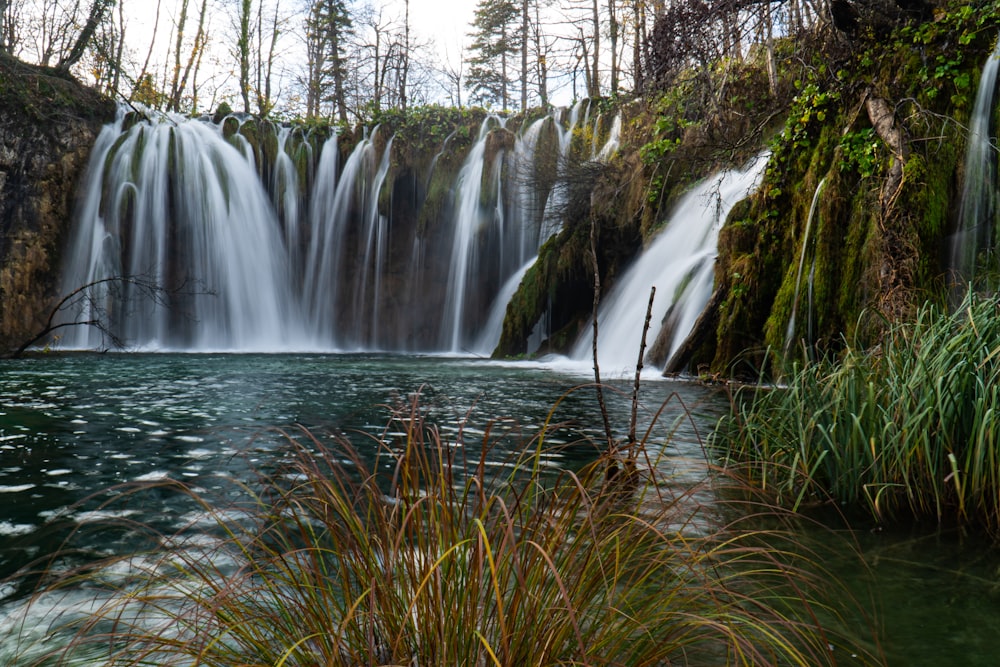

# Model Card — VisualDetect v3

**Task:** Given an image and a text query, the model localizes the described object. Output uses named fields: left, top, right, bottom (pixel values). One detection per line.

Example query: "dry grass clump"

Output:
left=15, top=390, right=881, bottom=666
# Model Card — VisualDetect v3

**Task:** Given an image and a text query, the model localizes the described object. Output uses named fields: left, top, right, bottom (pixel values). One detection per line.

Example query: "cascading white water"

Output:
left=471, top=108, right=624, bottom=355
left=951, top=37, right=1000, bottom=286
left=351, top=136, right=395, bottom=347
left=301, top=131, right=341, bottom=343
left=57, top=105, right=627, bottom=355
left=473, top=258, right=536, bottom=355
left=571, top=153, right=769, bottom=375
left=784, top=177, right=826, bottom=359
left=539, top=101, right=589, bottom=241
left=302, top=129, right=397, bottom=348
left=272, top=125, right=308, bottom=257
left=595, top=113, right=622, bottom=162
left=60, top=112, right=299, bottom=351
left=440, top=117, right=502, bottom=351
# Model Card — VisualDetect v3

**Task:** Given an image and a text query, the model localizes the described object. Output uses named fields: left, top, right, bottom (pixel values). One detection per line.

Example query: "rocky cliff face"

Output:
left=0, top=54, right=115, bottom=352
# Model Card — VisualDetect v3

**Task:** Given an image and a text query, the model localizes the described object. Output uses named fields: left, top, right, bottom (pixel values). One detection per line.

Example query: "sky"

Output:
left=408, top=0, right=475, bottom=63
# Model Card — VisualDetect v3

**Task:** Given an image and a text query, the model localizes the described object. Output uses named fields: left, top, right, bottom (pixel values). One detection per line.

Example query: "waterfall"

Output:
left=951, top=37, right=1000, bottom=287
left=470, top=107, right=623, bottom=355
left=784, top=177, right=826, bottom=360
left=473, top=258, right=536, bottom=356
left=55, top=105, right=628, bottom=355
left=539, top=101, right=589, bottom=241
left=301, top=132, right=341, bottom=343
left=272, top=125, right=308, bottom=259
left=440, top=116, right=506, bottom=352
left=59, top=112, right=299, bottom=351
left=571, top=154, right=769, bottom=375
left=595, top=113, right=622, bottom=162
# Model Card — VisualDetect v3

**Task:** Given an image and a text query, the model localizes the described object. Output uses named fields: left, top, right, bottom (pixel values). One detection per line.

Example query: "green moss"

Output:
left=221, top=116, right=240, bottom=140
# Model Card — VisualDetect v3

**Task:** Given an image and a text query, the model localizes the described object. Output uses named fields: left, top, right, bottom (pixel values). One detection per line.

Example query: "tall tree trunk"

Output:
left=764, top=3, right=777, bottom=95
left=590, top=0, right=600, bottom=97
left=401, top=0, right=409, bottom=110
left=58, top=0, right=114, bottom=72
left=521, top=0, right=528, bottom=110
left=137, top=0, right=163, bottom=97
left=191, top=10, right=208, bottom=112
left=333, top=40, right=347, bottom=123
left=111, top=0, right=125, bottom=97
left=174, top=0, right=207, bottom=111
left=608, top=0, right=618, bottom=94
left=1, top=0, right=10, bottom=52
left=534, top=2, right=547, bottom=106
left=168, top=0, right=189, bottom=110
left=632, top=0, right=642, bottom=91
left=255, top=0, right=263, bottom=114
left=238, top=0, right=252, bottom=114
left=501, top=24, right=509, bottom=109
left=372, top=29, right=382, bottom=113
left=262, top=2, right=279, bottom=117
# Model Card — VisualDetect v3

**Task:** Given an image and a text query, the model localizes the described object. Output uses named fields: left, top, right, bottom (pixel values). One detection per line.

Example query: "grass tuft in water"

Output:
left=722, top=291, right=1000, bottom=536
left=19, top=390, right=881, bottom=666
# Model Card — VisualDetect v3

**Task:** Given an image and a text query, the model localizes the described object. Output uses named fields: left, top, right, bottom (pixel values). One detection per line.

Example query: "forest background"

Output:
left=0, top=0, right=819, bottom=122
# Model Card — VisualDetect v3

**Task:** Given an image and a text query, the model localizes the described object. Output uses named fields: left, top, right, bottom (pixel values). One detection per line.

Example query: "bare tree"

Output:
left=440, top=47, right=464, bottom=108
left=255, top=0, right=283, bottom=116
left=0, top=0, right=11, bottom=53
left=169, top=0, right=191, bottom=108
left=238, top=0, right=252, bottom=112
left=631, top=0, right=644, bottom=91
left=521, top=0, right=528, bottom=110
left=400, top=0, right=409, bottom=109
left=111, top=0, right=125, bottom=96
left=589, top=0, right=600, bottom=96
left=85, top=0, right=128, bottom=98
left=56, top=0, right=115, bottom=71
left=532, top=1, right=550, bottom=106
left=171, top=0, right=209, bottom=111
left=8, top=276, right=211, bottom=358
left=606, top=0, right=618, bottom=94
left=345, top=3, right=433, bottom=117
left=136, top=0, right=164, bottom=100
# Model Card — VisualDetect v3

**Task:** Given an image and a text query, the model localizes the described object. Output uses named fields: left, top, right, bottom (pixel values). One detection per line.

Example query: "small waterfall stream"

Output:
left=784, top=177, right=826, bottom=360
left=440, top=116, right=505, bottom=352
left=951, top=37, right=1000, bottom=286
left=571, top=154, right=768, bottom=375
left=472, top=106, right=624, bottom=355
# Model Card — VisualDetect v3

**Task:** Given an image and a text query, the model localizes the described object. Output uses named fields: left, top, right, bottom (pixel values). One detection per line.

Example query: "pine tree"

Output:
left=305, top=0, right=352, bottom=122
left=466, top=0, right=520, bottom=109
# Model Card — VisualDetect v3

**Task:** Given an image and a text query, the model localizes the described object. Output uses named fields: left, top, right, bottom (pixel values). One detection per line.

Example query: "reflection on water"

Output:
left=823, top=523, right=1000, bottom=666
left=1, top=354, right=999, bottom=665
left=0, top=353, right=718, bottom=586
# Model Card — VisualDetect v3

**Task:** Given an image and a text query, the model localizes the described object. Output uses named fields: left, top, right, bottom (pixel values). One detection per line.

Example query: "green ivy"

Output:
left=838, top=129, right=882, bottom=179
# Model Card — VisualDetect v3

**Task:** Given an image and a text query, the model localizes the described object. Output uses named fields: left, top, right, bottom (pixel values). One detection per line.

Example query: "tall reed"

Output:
left=18, top=390, right=881, bottom=666
left=722, top=292, right=1000, bottom=535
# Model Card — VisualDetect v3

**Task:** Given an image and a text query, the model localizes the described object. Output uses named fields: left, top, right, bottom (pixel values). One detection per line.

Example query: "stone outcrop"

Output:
left=0, top=53, right=114, bottom=351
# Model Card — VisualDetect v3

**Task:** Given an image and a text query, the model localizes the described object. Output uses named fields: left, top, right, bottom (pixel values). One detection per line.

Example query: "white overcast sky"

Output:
left=408, top=0, right=475, bottom=58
